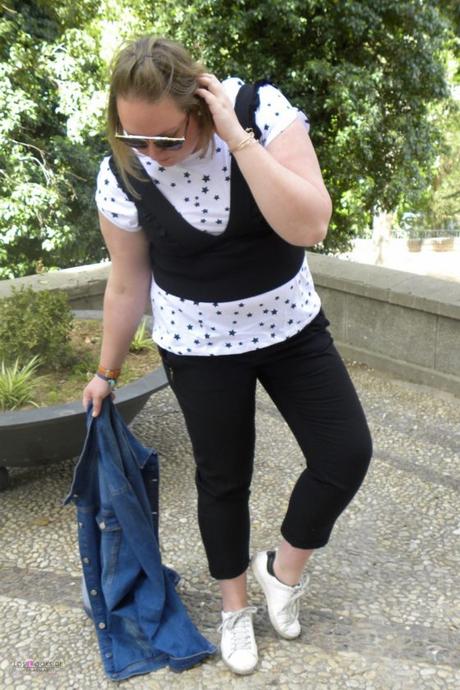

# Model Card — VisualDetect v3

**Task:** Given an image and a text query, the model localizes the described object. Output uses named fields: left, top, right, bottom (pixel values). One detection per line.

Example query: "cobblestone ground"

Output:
left=0, top=361, right=459, bottom=690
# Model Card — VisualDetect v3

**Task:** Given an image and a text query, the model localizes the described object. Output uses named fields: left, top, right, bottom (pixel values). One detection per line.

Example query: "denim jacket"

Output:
left=62, top=399, right=216, bottom=681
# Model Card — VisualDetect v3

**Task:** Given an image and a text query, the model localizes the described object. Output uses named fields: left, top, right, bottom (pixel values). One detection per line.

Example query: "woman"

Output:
left=83, top=35, right=372, bottom=676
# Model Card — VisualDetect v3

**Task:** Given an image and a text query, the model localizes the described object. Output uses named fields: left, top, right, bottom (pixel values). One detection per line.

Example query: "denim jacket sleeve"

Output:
left=63, top=398, right=215, bottom=681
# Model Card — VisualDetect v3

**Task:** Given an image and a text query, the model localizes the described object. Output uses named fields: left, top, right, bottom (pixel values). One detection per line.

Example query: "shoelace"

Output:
left=218, top=606, right=258, bottom=654
left=278, top=573, right=310, bottom=621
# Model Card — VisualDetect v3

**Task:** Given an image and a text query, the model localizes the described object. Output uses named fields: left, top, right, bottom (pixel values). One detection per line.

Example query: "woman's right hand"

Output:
left=82, top=375, right=114, bottom=417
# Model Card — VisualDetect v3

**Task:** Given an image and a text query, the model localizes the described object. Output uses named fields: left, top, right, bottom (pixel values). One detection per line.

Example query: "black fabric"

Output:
left=158, top=310, right=373, bottom=580
left=108, top=82, right=305, bottom=303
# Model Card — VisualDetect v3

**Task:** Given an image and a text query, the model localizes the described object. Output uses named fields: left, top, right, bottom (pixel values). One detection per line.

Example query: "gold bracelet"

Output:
left=229, top=128, right=257, bottom=154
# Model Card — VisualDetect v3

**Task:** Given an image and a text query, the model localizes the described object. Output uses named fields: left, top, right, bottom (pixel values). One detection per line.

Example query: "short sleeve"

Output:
left=255, top=83, right=310, bottom=147
left=95, top=156, right=141, bottom=232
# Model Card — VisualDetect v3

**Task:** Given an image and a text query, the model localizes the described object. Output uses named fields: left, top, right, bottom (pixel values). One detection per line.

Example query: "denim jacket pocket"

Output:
left=96, top=510, right=122, bottom=598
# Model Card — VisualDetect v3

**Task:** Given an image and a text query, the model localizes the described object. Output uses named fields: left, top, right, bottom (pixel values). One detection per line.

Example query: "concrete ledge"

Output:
left=1, top=255, right=459, bottom=397
left=308, top=253, right=460, bottom=397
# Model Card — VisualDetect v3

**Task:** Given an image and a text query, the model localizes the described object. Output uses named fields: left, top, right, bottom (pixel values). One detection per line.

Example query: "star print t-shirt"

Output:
left=95, top=78, right=321, bottom=355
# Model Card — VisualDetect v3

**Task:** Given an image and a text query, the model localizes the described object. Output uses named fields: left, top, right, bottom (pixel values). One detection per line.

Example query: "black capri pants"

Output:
left=159, top=310, right=372, bottom=580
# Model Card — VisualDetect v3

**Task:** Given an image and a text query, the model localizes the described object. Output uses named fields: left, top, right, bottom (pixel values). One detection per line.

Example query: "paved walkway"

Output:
left=0, top=362, right=459, bottom=689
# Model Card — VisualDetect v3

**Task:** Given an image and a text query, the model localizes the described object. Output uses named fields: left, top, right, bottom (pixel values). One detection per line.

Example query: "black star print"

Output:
left=259, top=322, right=264, bottom=326
left=284, top=299, right=290, bottom=304
left=216, top=310, right=222, bottom=315
left=205, top=333, right=211, bottom=339
left=252, top=338, right=259, bottom=343
left=170, top=182, right=176, bottom=187
left=246, top=313, right=253, bottom=318
left=111, top=197, right=115, bottom=202
left=158, top=166, right=166, bottom=172
left=111, top=212, right=118, bottom=218
left=222, top=166, right=227, bottom=172
left=271, top=309, right=278, bottom=315
left=270, top=324, right=276, bottom=329
left=104, top=179, right=109, bottom=185
left=201, top=219, right=206, bottom=223
left=202, top=209, right=208, bottom=214
left=225, top=343, right=232, bottom=348
left=216, top=147, right=221, bottom=152
left=146, top=161, right=152, bottom=166
left=264, top=124, right=269, bottom=131
left=174, top=334, right=180, bottom=340
left=263, top=309, right=269, bottom=314
left=216, top=219, right=222, bottom=225
left=214, top=194, right=220, bottom=200
left=184, top=197, right=190, bottom=202
left=202, top=186, right=209, bottom=194
left=194, top=202, right=200, bottom=207
left=187, top=324, right=193, bottom=330
left=291, top=304, right=297, bottom=309
left=153, top=179, right=160, bottom=185
left=202, top=175, right=210, bottom=182
left=184, top=172, right=190, bottom=178
left=288, top=319, right=293, bottom=325
left=194, top=339, right=200, bottom=345
left=229, top=329, right=236, bottom=336
left=225, top=207, right=230, bottom=211
left=225, top=176, right=230, bottom=181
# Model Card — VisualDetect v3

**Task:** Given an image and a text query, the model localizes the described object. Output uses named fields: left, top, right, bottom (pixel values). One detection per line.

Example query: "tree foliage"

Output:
left=0, top=0, right=456, bottom=277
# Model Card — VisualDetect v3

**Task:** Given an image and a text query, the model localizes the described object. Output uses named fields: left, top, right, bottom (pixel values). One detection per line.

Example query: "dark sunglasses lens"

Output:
left=118, top=137, right=148, bottom=149
left=154, top=139, right=185, bottom=151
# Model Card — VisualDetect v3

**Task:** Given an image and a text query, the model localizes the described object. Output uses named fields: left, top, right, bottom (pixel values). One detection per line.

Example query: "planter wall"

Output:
left=0, top=311, right=168, bottom=490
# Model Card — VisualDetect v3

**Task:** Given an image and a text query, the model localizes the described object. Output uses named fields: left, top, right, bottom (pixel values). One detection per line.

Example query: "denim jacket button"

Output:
left=78, top=522, right=83, bottom=528
left=83, top=557, right=90, bottom=564
left=90, top=589, right=98, bottom=596
left=99, top=521, right=106, bottom=530
left=105, top=652, right=112, bottom=659
left=98, top=622, right=106, bottom=629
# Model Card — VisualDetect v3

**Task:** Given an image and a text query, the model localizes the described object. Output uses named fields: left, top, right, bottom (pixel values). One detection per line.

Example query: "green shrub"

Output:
left=0, top=287, right=74, bottom=370
left=0, top=356, right=41, bottom=411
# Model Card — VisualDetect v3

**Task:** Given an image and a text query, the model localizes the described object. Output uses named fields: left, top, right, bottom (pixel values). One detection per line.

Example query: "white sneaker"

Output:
left=251, top=550, right=309, bottom=639
left=218, top=606, right=258, bottom=675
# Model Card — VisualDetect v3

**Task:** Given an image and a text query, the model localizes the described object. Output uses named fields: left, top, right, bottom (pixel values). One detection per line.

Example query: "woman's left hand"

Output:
left=196, top=74, right=246, bottom=149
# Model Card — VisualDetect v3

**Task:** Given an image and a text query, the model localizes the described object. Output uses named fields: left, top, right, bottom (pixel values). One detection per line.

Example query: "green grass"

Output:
left=0, top=356, right=41, bottom=411
left=129, top=319, right=155, bottom=353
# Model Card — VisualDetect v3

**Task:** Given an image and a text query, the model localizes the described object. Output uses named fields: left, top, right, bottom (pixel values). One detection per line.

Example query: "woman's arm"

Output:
left=82, top=213, right=152, bottom=415
left=196, top=74, right=332, bottom=247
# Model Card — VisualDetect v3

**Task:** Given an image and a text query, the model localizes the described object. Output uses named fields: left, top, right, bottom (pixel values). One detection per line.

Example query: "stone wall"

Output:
left=1, top=255, right=459, bottom=396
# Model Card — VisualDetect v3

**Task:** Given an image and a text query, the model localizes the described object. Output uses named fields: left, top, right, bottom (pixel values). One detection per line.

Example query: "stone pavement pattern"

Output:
left=0, top=362, right=459, bottom=690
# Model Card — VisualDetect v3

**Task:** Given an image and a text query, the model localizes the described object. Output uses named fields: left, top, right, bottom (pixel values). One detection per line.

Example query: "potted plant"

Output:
left=0, top=287, right=167, bottom=491
left=430, top=226, right=455, bottom=252
left=401, top=213, right=426, bottom=252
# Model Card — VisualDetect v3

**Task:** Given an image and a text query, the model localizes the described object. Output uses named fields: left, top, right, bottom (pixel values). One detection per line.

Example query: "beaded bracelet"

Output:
left=96, top=372, right=118, bottom=389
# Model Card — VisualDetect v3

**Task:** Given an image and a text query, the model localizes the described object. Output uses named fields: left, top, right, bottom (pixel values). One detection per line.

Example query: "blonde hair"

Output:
left=107, top=36, right=214, bottom=196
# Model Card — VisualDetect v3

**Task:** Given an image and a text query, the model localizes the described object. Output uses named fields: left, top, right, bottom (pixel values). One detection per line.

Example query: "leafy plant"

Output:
left=0, top=356, right=41, bottom=411
left=129, top=319, right=155, bottom=353
left=0, top=287, right=74, bottom=369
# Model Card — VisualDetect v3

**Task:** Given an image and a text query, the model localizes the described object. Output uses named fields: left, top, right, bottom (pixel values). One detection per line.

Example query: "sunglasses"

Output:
left=115, top=113, right=189, bottom=151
